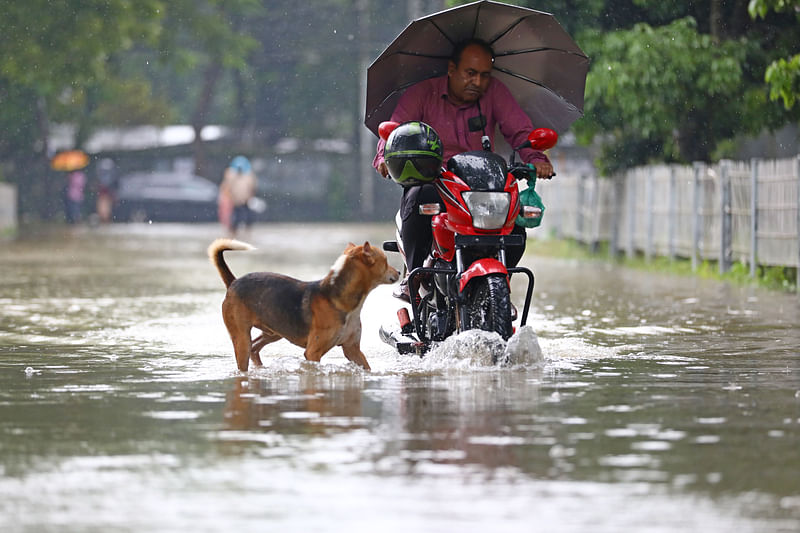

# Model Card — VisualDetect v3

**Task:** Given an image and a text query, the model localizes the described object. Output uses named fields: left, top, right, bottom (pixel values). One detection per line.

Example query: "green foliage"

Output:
left=575, top=18, right=750, bottom=173
left=0, top=1, right=163, bottom=92
left=572, top=1, right=800, bottom=174
left=748, top=0, right=800, bottom=19
left=765, top=55, right=800, bottom=109
left=3, top=0, right=800, bottom=219
left=750, top=0, right=800, bottom=109
left=0, top=0, right=166, bottom=158
left=92, top=79, right=176, bottom=127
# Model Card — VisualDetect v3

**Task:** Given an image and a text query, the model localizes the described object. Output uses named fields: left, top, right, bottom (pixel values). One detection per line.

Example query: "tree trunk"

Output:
left=710, top=0, right=723, bottom=43
left=192, top=61, right=223, bottom=177
left=74, top=84, right=98, bottom=152
left=232, top=68, right=248, bottom=144
left=33, top=95, right=60, bottom=221
left=677, top=111, right=712, bottom=163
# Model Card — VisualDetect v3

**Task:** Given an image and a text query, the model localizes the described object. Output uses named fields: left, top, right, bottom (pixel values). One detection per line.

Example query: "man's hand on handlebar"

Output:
left=532, top=161, right=555, bottom=179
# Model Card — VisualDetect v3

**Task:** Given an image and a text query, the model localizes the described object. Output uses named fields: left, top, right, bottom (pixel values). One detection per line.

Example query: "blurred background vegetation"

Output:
left=0, top=0, right=798, bottom=222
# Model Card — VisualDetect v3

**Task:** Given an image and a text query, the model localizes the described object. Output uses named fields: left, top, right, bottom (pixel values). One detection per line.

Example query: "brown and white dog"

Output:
left=208, top=239, right=399, bottom=371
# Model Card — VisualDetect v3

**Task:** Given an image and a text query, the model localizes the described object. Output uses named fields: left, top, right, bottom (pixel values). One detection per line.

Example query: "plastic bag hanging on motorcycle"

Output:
left=515, top=174, right=545, bottom=228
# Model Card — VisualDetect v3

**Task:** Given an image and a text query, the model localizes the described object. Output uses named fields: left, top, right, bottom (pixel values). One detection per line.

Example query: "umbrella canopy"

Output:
left=364, top=0, right=589, bottom=137
left=51, top=150, right=89, bottom=172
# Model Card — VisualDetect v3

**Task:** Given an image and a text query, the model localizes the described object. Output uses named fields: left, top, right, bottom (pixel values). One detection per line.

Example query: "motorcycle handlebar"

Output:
left=509, top=163, right=556, bottom=181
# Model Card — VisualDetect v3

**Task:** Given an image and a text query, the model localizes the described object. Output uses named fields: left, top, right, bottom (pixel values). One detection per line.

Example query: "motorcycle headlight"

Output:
left=462, top=191, right=510, bottom=230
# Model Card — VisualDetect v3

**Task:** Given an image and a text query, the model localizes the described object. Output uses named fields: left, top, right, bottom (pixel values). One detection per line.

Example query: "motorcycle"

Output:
left=377, top=121, right=558, bottom=361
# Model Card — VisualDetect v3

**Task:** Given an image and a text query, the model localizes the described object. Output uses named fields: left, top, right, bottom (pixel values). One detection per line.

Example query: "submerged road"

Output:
left=1, top=222, right=799, bottom=532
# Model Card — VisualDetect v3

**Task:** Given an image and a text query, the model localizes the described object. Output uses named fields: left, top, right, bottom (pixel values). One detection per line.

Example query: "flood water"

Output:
left=1, top=222, right=799, bottom=532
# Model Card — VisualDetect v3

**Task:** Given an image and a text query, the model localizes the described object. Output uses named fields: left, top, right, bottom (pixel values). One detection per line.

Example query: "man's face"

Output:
left=447, top=44, right=493, bottom=105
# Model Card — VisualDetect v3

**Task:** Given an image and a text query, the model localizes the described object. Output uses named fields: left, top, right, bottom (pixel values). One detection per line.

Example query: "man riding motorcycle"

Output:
left=372, top=38, right=555, bottom=300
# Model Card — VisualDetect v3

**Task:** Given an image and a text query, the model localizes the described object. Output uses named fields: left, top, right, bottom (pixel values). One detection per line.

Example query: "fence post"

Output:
left=692, top=162, right=702, bottom=271
left=626, top=172, right=636, bottom=259
left=645, top=167, right=654, bottom=262
left=588, top=174, right=602, bottom=253
left=576, top=174, right=585, bottom=244
left=719, top=160, right=732, bottom=274
left=553, top=179, right=562, bottom=240
left=610, top=174, right=622, bottom=258
left=669, top=165, right=677, bottom=261
left=750, top=158, right=759, bottom=278
left=796, top=155, right=800, bottom=294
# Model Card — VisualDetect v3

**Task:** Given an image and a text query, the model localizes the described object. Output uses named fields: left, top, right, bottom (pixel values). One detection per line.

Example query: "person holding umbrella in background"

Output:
left=51, top=149, right=89, bottom=225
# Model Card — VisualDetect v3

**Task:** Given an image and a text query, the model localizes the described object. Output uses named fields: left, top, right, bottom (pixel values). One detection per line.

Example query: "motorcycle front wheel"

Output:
left=463, top=273, right=513, bottom=343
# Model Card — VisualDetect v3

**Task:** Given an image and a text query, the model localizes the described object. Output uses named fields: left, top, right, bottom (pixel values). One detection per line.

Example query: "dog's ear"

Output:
left=345, top=242, right=356, bottom=252
left=359, top=242, right=376, bottom=265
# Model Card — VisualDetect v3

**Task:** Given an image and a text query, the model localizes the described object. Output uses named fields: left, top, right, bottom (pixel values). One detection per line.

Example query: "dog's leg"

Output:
left=341, top=342, right=371, bottom=371
left=303, top=345, right=326, bottom=363
left=250, top=331, right=280, bottom=366
left=222, top=299, right=253, bottom=372
left=303, top=332, right=336, bottom=364
left=230, top=327, right=253, bottom=371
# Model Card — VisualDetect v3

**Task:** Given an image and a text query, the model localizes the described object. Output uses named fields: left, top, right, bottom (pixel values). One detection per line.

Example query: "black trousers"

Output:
left=399, top=184, right=527, bottom=273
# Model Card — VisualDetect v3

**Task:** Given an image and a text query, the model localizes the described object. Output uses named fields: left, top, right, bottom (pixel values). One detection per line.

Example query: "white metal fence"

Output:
left=534, top=155, right=800, bottom=287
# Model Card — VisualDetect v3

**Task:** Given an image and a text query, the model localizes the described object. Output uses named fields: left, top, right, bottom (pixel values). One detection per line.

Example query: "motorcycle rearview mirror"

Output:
left=515, top=128, right=558, bottom=152
left=379, top=121, right=400, bottom=141
left=511, top=128, right=558, bottom=166
left=514, top=128, right=559, bottom=151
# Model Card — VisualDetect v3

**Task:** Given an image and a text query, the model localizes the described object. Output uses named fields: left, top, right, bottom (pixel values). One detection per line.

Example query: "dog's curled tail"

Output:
left=207, top=238, right=255, bottom=288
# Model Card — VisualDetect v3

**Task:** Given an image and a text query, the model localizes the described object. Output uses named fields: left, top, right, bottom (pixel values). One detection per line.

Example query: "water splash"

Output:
left=504, top=325, right=544, bottom=366
left=424, top=329, right=507, bottom=368
left=389, top=325, right=546, bottom=372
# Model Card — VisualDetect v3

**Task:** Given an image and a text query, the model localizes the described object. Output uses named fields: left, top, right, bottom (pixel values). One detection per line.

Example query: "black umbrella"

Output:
left=364, top=0, right=589, bottom=137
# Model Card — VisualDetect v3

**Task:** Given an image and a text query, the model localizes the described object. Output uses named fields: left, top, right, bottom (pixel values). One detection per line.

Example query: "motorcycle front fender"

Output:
left=458, top=258, right=508, bottom=293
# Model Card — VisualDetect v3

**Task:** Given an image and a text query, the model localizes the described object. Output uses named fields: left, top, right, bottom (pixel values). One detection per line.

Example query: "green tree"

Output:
left=0, top=0, right=261, bottom=217
left=127, top=0, right=375, bottom=158
left=749, top=0, right=800, bottom=109
left=149, top=0, right=262, bottom=175
left=0, top=0, right=165, bottom=217
left=576, top=18, right=753, bottom=172
left=558, top=0, right=800, bottom=173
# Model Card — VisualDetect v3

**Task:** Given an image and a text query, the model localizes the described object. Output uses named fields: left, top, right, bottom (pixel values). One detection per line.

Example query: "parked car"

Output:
left=114, top=171, right=218, bottom=222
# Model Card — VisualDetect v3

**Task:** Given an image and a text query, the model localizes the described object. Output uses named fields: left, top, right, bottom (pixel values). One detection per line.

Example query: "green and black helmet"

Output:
left=384, top=121, right=443, bottom=187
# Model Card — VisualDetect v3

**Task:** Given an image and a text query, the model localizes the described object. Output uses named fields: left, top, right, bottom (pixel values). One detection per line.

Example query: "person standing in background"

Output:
left=95, top=158, right=116, bottom=223
left=219, top=155, right=257, bottom=237
left=64, top=169, right=86, bottom=224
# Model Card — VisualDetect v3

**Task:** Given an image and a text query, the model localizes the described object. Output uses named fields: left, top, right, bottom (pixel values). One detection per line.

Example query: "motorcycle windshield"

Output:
left=446, top=151, right=508, bottom=191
